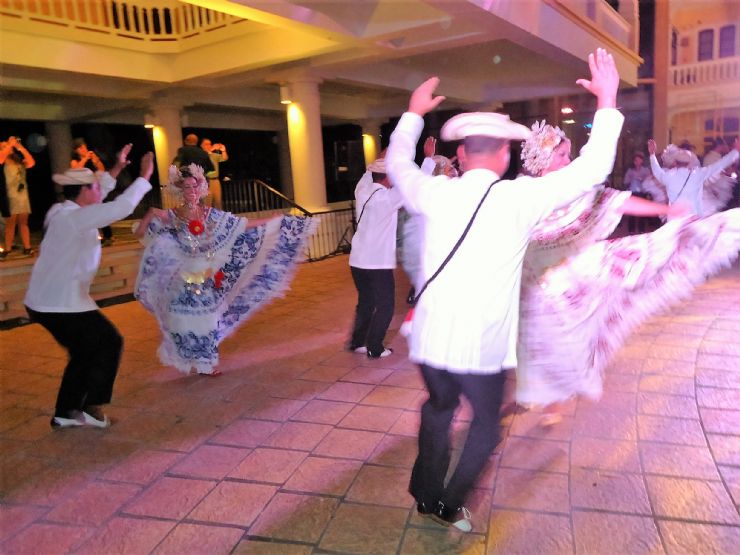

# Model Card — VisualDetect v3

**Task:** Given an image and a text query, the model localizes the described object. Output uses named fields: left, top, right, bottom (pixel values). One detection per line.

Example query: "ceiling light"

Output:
left=280, top=85, right=292, bottom=105
left=561, top=106, right=574, bottom=115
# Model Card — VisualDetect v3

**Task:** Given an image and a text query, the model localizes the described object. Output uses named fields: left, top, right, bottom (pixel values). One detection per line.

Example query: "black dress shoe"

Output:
left=416, top=501, right=435, bottom=515
left=431, top=502, right=473, bottom=532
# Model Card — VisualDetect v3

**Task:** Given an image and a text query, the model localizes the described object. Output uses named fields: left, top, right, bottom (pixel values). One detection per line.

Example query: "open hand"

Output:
left=409, top=77, right=446, bottom=116
left=139, top=152, right=155, bottom=181
left=647, top=139, right=657, bottom=156
left=575, top=48, right=619, bottom=109
left=116, top=143, right=133, bottom=168
left=423, top=136, right=437, bottom=158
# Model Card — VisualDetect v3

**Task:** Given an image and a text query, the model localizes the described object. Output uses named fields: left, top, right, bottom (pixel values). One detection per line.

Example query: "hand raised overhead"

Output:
left=409, top=77, right=446, bottom=117
left=575, top=48, right=620, bottom=109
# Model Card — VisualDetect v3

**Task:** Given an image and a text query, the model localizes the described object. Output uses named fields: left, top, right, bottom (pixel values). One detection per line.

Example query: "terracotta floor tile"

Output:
left=700, top=408, right=740, bottom=435
left=228, top=448, right=307, bottom=484
left=573, top=512, right=662, bottom=555
left=299, top=364, right=351, bottom=382
left=124, top=476, right=216, bottom=519
left=187, top=482, right=277, bottom=526
left=695, top=368, right=740, bottom=389
left=232, top=539, right=313, bottom=554
left=571, top=468, right=651, bottom=514
left=45, top=481, right=141, bottom=526
left=261, top=421, right=332, bottom=451
left=707, top=433, right=740, bottom=465
left=345, top=464, right=414, bottom=508
left=209, top=419, right=281, bottom=448
left=645, top=475, right=740, bottom=524
left=368, top=433, right=418, bottom=468
left=639, top=442, right=719, bottom=479
left=319, top=502, right=407, bottom=554
left=487, top=510, right=572, bottom=555
left=400, top=527, right=486, bottom=554
left=100, top=449, right=183, bottom=485
left=570, top=436, right=641, bottom=472
left=573, top=410, right=637, bottom=441
left=697, top=387, right=740, bottom=410
left=151, top=523, right=243, bottom=555
left=240, top=397, right=307, bottom=422
left=290, top=399, right=354, bottom=425
left=169, top=444, right=251, bottom=480
left=1, top=523, right=91, bottom=555
left=637, top=414, right=707, bottom=446
left=0, top=505, right=48, bottom=543
left=642, top=357, right=696, bottom=377
left=493, top=468, right=569, bottom=513
left=718, top=465, right=740, bottom=507
left=360, top=385, right=423, bottom=409
left=248, top=492, right=338, bottom=543
left=388, top=410, right=421, bottom=436
left=500, top=437, right=569, bottom=474
left=637, top=392, right=700, bottom=419
left=638, top=375, right=694, bottom=397
left=509, top=411, right=574, bottom=441
left=697, top=353, right=740, bottom=371
left=381, top=370, right=425, bottom=389
left=4, top=465, right=89, bottom=506
left=269, top=379, right=329, bottom=401
left=659, top=521, right=740, bottom=555
left=313, top=428, right=385, bottom=460
left=282, top=455, right=362, bottom=495
left=75, top=516, right=175, bottom=555
left=317, top=381, right=375, bottom=402
left=339, top=404, right=404, bottom=432
left=342, top=367, right=394, bottom=385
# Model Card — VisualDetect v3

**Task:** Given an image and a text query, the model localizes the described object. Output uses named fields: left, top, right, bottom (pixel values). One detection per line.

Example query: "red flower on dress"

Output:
left=214, top=270, right=225, bottom=289
left=188, top=220, right=205, bottom=235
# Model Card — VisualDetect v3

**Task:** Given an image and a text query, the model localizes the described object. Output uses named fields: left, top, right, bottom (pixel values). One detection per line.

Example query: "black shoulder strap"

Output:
left=413, top=179, right=502, bottom=305
left=356, top=188, right=382, bottom=226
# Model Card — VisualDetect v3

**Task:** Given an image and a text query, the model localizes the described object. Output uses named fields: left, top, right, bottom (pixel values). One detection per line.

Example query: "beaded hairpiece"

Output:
left=520, top=120, right=567, bottom=175
left=168, top=164, right=209, bottom=199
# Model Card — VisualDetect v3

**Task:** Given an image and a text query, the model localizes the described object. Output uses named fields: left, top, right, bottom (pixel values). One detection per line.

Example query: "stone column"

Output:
left=277, top=127, right=294, bottom=200
left=653, top=0, right=670, bottom=146
left=45, top=121, right=73, bottom=175
left=149, top=103, right=183, bottom=187
left=361, top=119, right=383, bottom=166
left=284, top=78, right=327, bottom=212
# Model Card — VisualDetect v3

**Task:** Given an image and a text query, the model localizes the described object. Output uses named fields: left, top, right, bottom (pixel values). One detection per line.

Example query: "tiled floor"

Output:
left=1, top=255, right=739, bottom=554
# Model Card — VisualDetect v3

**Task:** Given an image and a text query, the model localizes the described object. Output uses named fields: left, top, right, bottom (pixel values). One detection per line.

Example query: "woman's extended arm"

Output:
left=619, top=195, right=688, bottom=218
left=134, top=207, right=170, bottom=238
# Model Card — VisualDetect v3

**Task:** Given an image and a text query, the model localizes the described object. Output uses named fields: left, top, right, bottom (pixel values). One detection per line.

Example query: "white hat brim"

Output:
left=52, top=168, right=96, bottom=186
left=441, top=112, right=531, bottom=142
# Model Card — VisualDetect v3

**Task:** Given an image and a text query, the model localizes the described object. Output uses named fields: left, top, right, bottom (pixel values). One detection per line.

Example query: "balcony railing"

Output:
left=0, top=0, right=240, bottom=42
left=671, top=56, right=740, bottom=87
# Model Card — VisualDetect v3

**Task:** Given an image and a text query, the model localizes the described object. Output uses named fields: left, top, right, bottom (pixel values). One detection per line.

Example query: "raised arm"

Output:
left=385, top=77, right=447, bottom=213
left=10, top=138, right=35, bottom=169
left=647, top=139, right=669, bottom=183
left=698, top=137, right=740, bottom=180
left=619, top=195, right=688, bottom=218
left=524, top=49, right=624, bottom=219
left=70, top=152, right=154, bottom=232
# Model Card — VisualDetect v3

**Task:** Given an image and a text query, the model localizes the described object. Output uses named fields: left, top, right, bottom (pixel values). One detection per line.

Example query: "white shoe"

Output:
left=82, top=411, right=111, bottom=428
left=353, top=346, right=368, bottom=354
left=51, top=414, right=84, bottom=428
left=367, top=348, right=393, bottom=359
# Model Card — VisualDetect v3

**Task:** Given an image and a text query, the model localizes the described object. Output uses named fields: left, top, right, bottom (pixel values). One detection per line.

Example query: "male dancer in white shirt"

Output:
left=25, top=146, right=154, bottom=428
left=648, top=137, right=739, bottom=218
left=385, top=48, right=623, bottom=532
left=348, top=158, right=405, bottom=358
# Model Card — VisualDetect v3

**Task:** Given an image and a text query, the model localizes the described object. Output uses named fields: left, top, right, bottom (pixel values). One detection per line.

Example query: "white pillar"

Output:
left=149, top=104, right=183, bottom=187
left=45, top=121, right=73, bottom=174
left=361, top=119, right=383, bottom=167
left=277, top=127, right=294, bottom=200
left=284, top=78, right=327, bottom=212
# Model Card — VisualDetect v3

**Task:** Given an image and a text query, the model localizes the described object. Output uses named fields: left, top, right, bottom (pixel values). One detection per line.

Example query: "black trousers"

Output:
left=349, top=267, right=395, bottom=355
left=410, top=364, right=506, bottom=510
left=26, top=307, right=123, bottom=416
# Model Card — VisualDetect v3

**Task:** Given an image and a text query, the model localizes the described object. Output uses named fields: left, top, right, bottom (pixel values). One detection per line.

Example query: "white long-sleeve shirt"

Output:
left=349, top=172, right=404, bottom=269
left=385, top=108, right=624, bottom=373
left=25, top=176, right=152, bottom=313
left=650, top=149, right=739, bottom=217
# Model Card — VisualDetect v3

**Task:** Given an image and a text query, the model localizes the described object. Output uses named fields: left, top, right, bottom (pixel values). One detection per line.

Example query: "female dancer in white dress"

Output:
left=516, top=122, right=740, bottom=425
left=134, top=164, right=316, bottom=375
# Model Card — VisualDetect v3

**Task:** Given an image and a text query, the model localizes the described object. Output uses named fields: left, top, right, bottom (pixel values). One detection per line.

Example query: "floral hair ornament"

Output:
left=168, top=164, right=209, bottom=199
left=521, top=120, right=567, bottom=175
